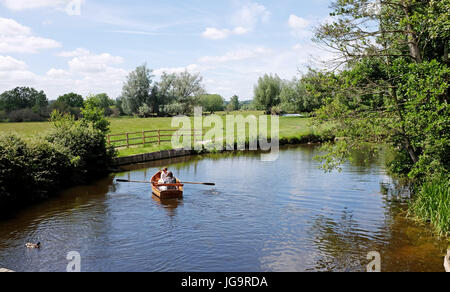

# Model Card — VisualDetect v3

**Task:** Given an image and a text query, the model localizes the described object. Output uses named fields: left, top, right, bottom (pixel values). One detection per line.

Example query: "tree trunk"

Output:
left=401, top=0, right=422, bottom=63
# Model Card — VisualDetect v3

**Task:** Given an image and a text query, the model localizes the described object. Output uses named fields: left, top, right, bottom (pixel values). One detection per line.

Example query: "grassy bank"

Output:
left=410, top=176, right=450, bottom=236
left=0, top=112, right=329, bottom=157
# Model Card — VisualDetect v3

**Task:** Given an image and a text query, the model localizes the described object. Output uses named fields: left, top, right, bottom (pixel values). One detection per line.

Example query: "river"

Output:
left=0, top=145, right=447, bottom=272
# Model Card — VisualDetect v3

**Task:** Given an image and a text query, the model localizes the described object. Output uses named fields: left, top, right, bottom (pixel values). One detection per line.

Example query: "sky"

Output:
left=0, top=0, right=334, bottom=101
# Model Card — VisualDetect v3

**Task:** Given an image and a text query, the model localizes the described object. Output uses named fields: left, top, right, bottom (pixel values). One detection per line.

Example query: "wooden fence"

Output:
left=107, top=129, right=203, bottom=149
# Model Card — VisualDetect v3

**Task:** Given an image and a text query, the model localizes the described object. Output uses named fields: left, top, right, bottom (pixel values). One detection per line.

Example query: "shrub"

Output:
left=7, top=108, right=45, bottom=122
left=0, top=111, right=116, bottom=215
left=46, top=120, right=115, bottom=183
left=137, top=103, right=153, bottom=118
left=0, top=134, right=32, bottom=209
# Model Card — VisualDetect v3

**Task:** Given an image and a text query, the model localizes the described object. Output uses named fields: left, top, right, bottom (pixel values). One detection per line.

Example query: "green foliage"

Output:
left=229, top=95, right=240, bottom=111
left=121, top=64, right=154, bottom=115
left=0, top=87, right=48, bottom=122
left=137, top=103, right=153, bottom=118
left=199, top=94, right=225, bottom=113
left=86, top=93, right=114, bottom=116
left=410, top=175, right=450, bottom=236
left=46, top=116, right=115, bottom=182
left=120, top=65, right=206, bottom=117
left=57, top=93, right=84, bottom=108
left=157, top=70, right=205, bottom=115
left=253, top=74, right=282, bottom=114
left=160, top=102, right=184, bottom=116
left=81, top=95, right=111, bottom=134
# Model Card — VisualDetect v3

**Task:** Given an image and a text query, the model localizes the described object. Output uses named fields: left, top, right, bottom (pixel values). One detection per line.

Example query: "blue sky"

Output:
left=0, top=0, right=333, bottom=100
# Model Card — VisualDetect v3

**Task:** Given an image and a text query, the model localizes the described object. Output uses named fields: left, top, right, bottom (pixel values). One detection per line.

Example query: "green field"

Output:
left=0, top=111, right=324, bottom=157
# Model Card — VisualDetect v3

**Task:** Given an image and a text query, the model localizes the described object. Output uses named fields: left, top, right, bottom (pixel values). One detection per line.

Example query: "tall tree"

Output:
left=121, top=64, right=154, bottom=115
left=229, top=95, right=240, bottom=111
left=157, top=70, right=205, bottom=115
left=313, top=0, right=449, bottom=178
left=253, top=74, right=282, bottom=114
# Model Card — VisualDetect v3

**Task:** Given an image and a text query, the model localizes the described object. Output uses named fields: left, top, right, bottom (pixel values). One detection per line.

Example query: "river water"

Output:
left=0, top=145, right=447, bottom=272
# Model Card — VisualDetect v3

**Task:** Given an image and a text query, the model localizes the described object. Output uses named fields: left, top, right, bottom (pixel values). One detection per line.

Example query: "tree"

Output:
left=81, top=95, right=110, bottom=134
left=85, top=93, right=114, bottom=116
left=121, top=64, right=154, bottom=115
left=57, top=93, right=84, bottom=108
left=253, top=74, right=282, bottom=114
left=0, top=87, right=48, bottom=113
left=199, top=94, right=225, bottom=114
left=312, top=0, right=450, bottom=179
left=157, top=70, right=206, bottom=116
left=229, top=95, right=240, bottom=111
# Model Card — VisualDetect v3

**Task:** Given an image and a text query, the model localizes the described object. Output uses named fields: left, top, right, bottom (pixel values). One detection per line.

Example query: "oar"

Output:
left=116, top=179, right=215, bottom=186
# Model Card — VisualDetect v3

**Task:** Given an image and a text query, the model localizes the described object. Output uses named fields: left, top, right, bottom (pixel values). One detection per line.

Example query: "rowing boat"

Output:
left=151, top=171, right=184, bottom=199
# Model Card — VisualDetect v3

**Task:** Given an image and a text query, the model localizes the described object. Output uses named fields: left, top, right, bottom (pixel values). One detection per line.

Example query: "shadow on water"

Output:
left=0, top=145, right=448, bottom=272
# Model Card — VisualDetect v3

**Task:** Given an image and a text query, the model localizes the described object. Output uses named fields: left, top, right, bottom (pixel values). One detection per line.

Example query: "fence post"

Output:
left=142, top=131, right=145, bottom=146
left=107, top=134, right=110, bottom=145
left=158, top=130, right=161, bottom=146
left=126, top=133, right=129, bottom=147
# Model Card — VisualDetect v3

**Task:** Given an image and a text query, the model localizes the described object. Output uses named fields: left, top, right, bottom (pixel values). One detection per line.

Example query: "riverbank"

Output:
left=112, top=133, right=334, bottom=167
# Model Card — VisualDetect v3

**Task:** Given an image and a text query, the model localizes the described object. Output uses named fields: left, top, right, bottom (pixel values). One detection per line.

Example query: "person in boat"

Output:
left=164, top=172, right=178, bottom=190
left=160, top=168, right=169, bottom=181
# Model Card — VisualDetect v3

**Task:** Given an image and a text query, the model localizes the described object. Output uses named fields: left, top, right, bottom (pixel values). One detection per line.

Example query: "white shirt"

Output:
left=161, top=171, right=168, bottom=181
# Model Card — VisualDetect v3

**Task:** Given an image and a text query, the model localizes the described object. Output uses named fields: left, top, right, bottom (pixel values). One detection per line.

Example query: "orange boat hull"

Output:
left=151, top=172, right=184, bottom=199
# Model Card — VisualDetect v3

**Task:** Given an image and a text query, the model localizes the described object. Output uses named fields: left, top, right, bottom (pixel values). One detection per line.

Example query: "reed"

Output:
left=410, top=176, right=450, bottom=236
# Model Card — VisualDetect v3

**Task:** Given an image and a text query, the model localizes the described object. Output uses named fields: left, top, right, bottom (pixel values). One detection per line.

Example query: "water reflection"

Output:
left=0, top=145, right=448, bottom=272
left=152, top=196, right=183, bottom=217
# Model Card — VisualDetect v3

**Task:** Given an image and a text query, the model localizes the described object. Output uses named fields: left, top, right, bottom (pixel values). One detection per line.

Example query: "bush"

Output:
left=160, top=103, right=185, bottom=116
left=0, top=111, right=116, bottom=215
left=0, top=134, right=32, bottom=209
left=137, top=103, right=153, bottom=118
left=7, top=108, right=45, bottom=122
left=46, top=118, right=115, bottom=183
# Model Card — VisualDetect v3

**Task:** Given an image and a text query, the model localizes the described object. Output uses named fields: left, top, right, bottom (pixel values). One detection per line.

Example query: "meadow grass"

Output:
left=0, top=111, right=325, bottom=157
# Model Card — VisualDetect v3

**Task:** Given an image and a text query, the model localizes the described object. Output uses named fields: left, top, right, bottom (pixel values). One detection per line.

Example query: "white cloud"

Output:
left=0, top=51, right=129, bottom=99
left=199, top=47, right=271, bottom=63
left=232, top=2, right=270, bottom=29
left=58, top=48, right=90, bottom=57
left=202, top=2, right=269, bottom=40
left=288, top=14, right=312, bottom=38
left=202, top=26, right=250, bottom=40
left=0, top=18, right=61, bottom=53
left=0, top=17, right=31, bottom=35
left=288, top=15, right=310, bottom=30
left=68, top=53, right=124, bottom=73
left=46, top=68, right=70, bottom=78
left=153, top=64, right=200, bottom=76
left=0, top=0, right=73, bottom=11
left=0, top=55, right=27, bottom=71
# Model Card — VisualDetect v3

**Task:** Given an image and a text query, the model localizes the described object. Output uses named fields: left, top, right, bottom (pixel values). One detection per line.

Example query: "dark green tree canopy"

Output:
left=57, top=93, right=84, bottom=108
left=199, top=94, right=225, bottom=113
left=0, top=87, right=48, bottom=112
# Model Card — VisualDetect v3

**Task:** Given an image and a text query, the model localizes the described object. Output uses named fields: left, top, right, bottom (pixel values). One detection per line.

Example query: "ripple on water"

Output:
left=0, top=146, right=447, bottom=272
